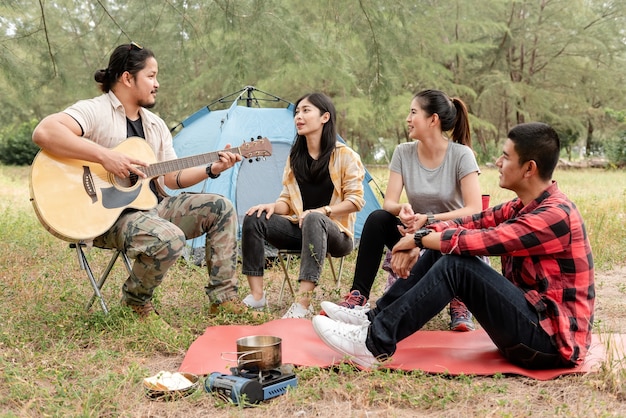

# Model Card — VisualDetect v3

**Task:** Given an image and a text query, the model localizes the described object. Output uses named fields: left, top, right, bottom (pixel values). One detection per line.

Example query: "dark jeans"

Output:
left=241, top=211, right=353, bottom=283
left=365, top=250, right=568, bottom=369
left=351, top=210, right=403, bottom=298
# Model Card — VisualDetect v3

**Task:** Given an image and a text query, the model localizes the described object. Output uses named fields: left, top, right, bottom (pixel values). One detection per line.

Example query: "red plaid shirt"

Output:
left=431, top=182, right=594, bottom=366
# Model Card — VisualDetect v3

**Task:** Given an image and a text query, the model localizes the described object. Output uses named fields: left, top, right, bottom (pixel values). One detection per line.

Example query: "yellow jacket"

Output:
left=276, top=142, right=366, bottom=240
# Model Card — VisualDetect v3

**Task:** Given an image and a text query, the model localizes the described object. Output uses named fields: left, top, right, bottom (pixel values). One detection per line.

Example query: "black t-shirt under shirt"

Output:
left=126, top=116, right=160, bottom=200
left=127, top=117, right=145, bottom=139
left=298, top=154, right=333, bottom=210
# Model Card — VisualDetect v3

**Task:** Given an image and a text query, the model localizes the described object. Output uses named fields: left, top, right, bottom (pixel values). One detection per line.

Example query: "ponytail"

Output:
left=414, top=89, right=472, bottom=149
left=450, top=98, right=472, bottom=148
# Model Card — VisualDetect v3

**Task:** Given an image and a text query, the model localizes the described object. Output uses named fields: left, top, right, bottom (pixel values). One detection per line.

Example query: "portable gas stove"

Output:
left=205, top=365, right=298, bottom=405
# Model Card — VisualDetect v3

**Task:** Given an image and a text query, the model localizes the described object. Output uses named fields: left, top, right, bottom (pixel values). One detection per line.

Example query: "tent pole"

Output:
left=246, top=86, right=254, bottom=107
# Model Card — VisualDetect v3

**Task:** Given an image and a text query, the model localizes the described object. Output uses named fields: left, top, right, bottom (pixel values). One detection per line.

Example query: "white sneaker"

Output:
left=320, top=301, right=370, bottom=325
left=312, top=315, right=378, bottom=368
left=282, top=302, right=315, bottom=319
left=242, top=292, right=267, bottom=309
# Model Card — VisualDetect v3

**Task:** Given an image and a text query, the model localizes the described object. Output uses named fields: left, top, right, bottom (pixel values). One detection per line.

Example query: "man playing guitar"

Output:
left=32, top=42, right=244, bottom=319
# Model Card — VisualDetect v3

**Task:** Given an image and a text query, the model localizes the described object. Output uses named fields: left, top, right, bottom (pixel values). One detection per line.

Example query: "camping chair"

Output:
left=70, top=242, right=132, bottom=315
left=277, top=249, right=346, bottom=304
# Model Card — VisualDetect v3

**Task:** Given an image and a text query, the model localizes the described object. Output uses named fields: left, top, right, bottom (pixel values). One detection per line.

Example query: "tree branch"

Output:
left=38, top=0, right=57, bottom=77
left=358, top=0, right=382, bottom=90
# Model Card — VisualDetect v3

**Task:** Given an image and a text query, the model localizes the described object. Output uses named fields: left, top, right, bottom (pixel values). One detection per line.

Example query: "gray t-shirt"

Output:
left=389, top=141, right=479, bottom=214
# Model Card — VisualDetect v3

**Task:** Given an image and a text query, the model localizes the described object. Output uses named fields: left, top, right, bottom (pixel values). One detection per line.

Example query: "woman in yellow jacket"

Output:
left=241, top=92, right=365, bottom=318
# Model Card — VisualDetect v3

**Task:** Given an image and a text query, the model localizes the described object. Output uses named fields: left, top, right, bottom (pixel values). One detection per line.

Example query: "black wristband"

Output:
left=413, top=228, right=432, bottom=249
left=175, top=170, right=184, bottom=188
left=206, top=163, right=220, bottom=179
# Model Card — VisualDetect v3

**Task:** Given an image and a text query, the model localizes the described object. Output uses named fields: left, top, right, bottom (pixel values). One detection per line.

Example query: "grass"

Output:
left=1, top=163, right=626, bottom=417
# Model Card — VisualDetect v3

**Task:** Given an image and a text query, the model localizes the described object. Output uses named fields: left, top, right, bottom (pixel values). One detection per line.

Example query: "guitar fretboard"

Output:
left=142, top=147, right=242, bottom=178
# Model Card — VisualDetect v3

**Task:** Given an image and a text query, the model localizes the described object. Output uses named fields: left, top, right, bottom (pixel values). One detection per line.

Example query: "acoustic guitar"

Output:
left=29, top=136, right=272, bottom=242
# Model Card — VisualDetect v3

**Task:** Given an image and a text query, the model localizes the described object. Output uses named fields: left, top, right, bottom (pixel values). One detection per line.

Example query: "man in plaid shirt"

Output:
left=314, top=122, right=594, bottom=370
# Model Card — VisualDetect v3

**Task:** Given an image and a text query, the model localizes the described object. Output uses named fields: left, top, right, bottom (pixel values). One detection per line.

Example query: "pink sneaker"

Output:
left=449, top=299, right=475, bottom=332
left=320, top=290, right=368, bottom=316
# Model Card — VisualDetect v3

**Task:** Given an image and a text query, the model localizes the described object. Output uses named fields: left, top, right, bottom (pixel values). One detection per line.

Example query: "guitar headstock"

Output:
left=240, top=136, right=273, bottom=161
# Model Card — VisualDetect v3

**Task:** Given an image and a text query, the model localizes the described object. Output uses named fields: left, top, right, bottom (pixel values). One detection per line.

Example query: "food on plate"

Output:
left=143, top=371, right=194, bottom=391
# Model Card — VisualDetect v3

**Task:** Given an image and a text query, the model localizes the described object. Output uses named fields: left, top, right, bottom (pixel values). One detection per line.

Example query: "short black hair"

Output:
left=508, top=122, right=560, bottom=181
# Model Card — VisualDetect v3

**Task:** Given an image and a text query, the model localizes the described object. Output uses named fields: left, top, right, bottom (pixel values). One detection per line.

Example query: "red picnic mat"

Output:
left=179, top=318, right=623, bottom=380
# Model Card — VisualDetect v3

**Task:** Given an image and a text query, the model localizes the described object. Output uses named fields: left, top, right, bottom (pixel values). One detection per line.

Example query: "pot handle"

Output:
left=220, top=350, right=263, bottom=366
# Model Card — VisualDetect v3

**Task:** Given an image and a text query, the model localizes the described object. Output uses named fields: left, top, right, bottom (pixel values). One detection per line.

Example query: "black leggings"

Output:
left=351, top=209, right=403, bottom=299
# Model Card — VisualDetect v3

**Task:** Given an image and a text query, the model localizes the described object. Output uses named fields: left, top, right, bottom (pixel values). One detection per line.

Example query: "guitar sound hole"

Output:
left=114, top=173, right=139, bottom=188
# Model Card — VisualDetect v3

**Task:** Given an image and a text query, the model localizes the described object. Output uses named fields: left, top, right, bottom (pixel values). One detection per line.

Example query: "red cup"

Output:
left=482, top=194, right=490, bottom=210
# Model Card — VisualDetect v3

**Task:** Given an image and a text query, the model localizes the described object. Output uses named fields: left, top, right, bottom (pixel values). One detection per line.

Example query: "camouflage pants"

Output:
left=93, top=193, right=239, bottom=305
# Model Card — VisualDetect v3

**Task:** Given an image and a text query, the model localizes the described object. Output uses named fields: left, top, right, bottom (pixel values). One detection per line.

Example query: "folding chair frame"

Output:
left=71, top=243, right=132, bottom=314
left=277, top=249, right=345, bottom=304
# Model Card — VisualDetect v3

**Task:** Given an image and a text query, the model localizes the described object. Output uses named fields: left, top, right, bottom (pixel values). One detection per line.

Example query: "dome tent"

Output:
left=166, top=86, right=382, bottom=257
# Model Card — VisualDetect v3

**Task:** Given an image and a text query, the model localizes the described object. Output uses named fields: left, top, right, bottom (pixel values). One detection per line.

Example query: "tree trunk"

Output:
left=586, top=119, right=594, bottom=157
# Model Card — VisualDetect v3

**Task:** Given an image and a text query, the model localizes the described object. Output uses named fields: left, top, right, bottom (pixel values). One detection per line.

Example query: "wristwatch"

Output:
left=324, top=205, right=332, bottom=216
left=426, top=213, right=436, bottom=225
left=413, top=228, right=432, bottom=249
left=206, top=163, right=220, bottom=179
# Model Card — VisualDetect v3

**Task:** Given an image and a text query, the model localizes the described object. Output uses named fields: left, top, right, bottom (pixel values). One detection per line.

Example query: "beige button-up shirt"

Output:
left=64, top=91, right=176, bottom=190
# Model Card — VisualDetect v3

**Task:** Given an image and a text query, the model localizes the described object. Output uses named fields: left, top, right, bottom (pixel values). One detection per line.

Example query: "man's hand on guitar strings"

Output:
left=211, top=144, right=243, bottom=175
left=102, top=148, right=148, bottom=179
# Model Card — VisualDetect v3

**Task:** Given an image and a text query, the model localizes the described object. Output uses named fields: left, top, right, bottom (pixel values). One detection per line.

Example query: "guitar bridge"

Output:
left=82, top=166, right=98, bottom=203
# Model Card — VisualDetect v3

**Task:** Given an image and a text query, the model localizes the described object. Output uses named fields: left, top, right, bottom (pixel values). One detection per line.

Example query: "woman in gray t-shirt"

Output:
left=324, top=89, right=483, bottom=332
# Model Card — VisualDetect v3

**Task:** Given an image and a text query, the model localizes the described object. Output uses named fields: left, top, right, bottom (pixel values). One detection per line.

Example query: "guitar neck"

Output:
left=142, top=147, right=242, bottom=178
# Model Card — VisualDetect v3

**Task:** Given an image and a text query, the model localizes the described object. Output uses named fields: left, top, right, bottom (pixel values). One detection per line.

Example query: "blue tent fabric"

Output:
left=166, top=88, right=381, bottom=250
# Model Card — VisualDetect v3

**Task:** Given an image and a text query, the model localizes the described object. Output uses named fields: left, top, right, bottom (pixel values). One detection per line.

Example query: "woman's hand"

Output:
left=298, top=208, right=324, bottom=228
left=399, top=213, right=430, bottom=236
left=246, top=202, right=276, bottom=218
left=397, top=203, right=415, bottom=225
left=398, top=203, right=424, bottom=234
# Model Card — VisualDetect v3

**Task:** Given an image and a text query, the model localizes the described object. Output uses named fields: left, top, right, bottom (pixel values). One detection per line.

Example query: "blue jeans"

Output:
left=365, top=250, right=568, bottom=369
left=241, top=211, right=353, bottom=283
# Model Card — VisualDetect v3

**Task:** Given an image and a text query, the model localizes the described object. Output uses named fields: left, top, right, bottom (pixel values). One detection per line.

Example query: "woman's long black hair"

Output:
left=290, top=92, right=337, bottom=183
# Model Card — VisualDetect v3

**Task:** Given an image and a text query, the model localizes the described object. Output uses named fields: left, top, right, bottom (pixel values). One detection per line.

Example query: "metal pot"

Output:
left=234, top=335, right=282, bottom=372
left=221, top=335, right=282, bottom=372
